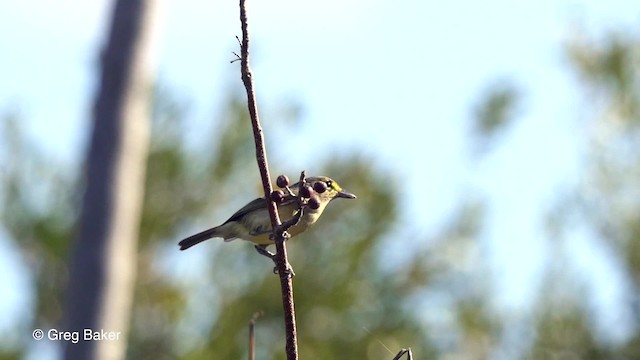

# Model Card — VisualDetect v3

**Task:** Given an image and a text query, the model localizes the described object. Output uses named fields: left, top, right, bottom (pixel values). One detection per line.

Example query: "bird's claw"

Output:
left=255, top=245, right=276, bottom=260
left=255, top=245, right=295, bottom=277
left=273, top=265, right=295, bottom=278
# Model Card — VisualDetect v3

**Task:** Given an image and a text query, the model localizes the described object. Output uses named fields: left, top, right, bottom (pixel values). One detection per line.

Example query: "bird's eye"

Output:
left=326, top=181, right=333, bottom=188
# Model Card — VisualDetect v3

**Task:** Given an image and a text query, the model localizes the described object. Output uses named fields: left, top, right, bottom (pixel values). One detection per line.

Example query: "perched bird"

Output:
left=178, top=176, right=356, bottom=251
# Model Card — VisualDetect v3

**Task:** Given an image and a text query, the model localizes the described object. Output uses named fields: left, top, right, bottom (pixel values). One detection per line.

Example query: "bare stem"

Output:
left=248, top=311, right=262, bottom=360
left=238, top=0, right=298, bottom=359
left=392, top=348, right=413, bottom=360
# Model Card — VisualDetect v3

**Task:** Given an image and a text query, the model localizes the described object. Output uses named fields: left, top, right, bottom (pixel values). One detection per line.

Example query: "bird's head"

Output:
left=286, top=176, right=356, bottom=211
left=305, top=176, right=356, bottom=202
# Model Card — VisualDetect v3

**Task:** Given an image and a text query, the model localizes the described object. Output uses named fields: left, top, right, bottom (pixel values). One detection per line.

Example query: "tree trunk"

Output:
left=63, top=1, right=157, bottom=359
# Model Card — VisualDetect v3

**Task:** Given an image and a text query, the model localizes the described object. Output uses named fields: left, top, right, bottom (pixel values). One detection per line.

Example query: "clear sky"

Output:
left=1, top=0, right=639, bottom=356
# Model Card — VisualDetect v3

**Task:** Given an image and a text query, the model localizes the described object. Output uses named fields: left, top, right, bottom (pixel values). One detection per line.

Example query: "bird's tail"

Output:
left=178, top=227, right=219, bottom=250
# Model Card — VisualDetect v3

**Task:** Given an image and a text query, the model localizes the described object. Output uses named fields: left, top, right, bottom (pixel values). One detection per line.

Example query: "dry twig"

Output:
left=392, top=348, right=413, bottom=360
left=237, top=0, right=298, bottom=358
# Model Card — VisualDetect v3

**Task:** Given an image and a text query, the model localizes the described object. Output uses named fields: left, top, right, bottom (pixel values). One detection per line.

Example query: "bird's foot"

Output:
left=272, top=265, right=296, bottom=278
left=254, top=244, right=275, bottom=260
left=255, top=245, right=295, bottom=278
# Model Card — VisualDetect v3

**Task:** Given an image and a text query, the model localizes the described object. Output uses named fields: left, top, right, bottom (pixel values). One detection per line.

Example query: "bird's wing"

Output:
left=224, top=197, right=266, bottom=223
left=224, top=195, right=298, bottom=224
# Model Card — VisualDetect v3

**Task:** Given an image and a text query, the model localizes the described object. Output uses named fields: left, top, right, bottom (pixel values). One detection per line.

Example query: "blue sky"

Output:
left=1, top=0, right=639, bottom=355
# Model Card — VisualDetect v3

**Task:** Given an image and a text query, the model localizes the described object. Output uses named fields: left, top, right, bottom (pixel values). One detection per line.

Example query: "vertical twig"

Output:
left=248, top=318, right=255, bottom=360
left=248, top=311, right=262, bottom=360
left=238, top=1, right=298, bottom=359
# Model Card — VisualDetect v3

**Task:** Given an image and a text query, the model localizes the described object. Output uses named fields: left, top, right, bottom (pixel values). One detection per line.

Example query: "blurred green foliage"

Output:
left=472, top=80, right=521, bottom=146
left=528, top=26, right=640, bottom=359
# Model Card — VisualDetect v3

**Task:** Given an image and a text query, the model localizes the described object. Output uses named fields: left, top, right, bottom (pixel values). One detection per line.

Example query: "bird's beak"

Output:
left=337, top=190, right=356, bottom=199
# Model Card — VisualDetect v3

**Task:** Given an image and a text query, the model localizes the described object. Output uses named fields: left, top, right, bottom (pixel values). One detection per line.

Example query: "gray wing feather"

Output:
left=224, top=195, right=297, bottom=224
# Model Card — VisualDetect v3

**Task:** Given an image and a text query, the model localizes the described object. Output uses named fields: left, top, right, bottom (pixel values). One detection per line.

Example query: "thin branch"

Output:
left=248, top=311, right=262, bottom=360
left=392, top=348, right=413, bottom=360
left=238, top=0, right=298, bottom=359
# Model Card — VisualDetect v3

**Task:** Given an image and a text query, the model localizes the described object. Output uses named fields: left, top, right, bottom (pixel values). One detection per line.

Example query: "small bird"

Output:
left=178, top=176, right=356, bottom=251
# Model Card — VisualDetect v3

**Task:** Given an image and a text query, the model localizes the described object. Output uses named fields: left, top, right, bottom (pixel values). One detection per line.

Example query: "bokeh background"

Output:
left=1, top=0, right=639, bottom=359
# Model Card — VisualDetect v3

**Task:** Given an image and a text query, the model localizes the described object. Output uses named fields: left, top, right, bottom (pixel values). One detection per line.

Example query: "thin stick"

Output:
left=248, top=311, right=262, bottom=360
left=392, top=348, right=413, bottom=360
left=238, top=1, right=298, bottom=359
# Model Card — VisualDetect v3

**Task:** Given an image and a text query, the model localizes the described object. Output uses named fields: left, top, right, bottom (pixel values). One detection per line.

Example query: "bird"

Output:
left=178, top=176, right=356, bottom=252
